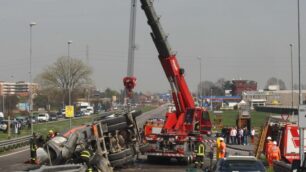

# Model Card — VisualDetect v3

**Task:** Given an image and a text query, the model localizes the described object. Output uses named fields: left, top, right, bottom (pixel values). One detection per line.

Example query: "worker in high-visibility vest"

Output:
left=29, top=133, right=38, bottom=164
left=267, top=141, right=281, bottom=166
left=80, top=149, right=93, bottom=172
left=265, top=136, right=273, bottom=159
left=194, top=138, right=205, bottom=168
left=218, top=138, right=226, bottom=158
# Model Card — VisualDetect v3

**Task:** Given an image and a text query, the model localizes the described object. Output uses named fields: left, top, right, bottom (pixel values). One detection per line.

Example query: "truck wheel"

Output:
left=108, top=148, right=133, bottom=161
left=107, top=122, right=128, bottom=132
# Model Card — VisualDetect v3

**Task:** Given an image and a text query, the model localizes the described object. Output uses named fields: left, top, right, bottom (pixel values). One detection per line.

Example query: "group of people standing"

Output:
left=221, top=127, right=256, bottom=145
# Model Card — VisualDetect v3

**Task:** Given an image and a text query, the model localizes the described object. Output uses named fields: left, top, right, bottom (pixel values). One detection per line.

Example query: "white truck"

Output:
left=76, top=102, right=94, bottom=115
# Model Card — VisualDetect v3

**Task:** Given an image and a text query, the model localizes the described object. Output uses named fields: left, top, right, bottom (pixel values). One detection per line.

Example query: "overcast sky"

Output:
left=0, top=0, right=306, bottom=93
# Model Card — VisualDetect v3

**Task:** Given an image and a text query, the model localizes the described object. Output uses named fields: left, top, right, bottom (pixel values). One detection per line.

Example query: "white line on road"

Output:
left=0, top=148, right=29, bottom=158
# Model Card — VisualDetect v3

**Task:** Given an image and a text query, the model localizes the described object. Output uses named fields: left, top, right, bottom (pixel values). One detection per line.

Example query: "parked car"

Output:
left=57, top=111, right=64, bottom=118
left=15, top=116, right=28, bottom=126
left=49, top=113, right=58, bottom=121
left=37, top=113, right=49, bottom=122
left=213, top=156, right=266, bottom=172
left=83, top=110, right=91, bottom=116
left=74, top=111, right=84, bottom=117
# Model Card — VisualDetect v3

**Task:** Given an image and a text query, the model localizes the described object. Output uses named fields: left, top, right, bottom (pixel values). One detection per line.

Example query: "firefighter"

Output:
left=29, top=132, right=38, bottom=164
left=80, top=148, right=94, bottom=172
left=46, top=130, right=55, bottom=141
left=218, top=138, right=226, bottom=158
left=194, top=137, right=205, bottom=168
left=267, top=141, right=281, bottom=166
left=265, top=136, right=273, bottom=159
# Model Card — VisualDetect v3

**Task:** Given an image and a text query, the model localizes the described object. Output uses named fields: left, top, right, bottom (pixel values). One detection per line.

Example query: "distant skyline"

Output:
left=0, top=0, right=305, bottom=93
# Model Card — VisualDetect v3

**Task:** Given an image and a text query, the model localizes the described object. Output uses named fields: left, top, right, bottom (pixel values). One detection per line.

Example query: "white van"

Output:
left=37, top=113, right=49, bottom=122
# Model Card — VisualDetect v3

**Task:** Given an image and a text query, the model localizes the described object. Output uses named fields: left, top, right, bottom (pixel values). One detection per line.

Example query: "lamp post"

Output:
left=290, top=44, right=294, bottom=111
left=29, top=22, right=36, bottom=136
left=210, top=88, right=213, bottom=111
left=197, top=57, right=202, bottom=107
left=67, top=41, right=72, bottom=106
left=297, top=0, right=304, bottom=166
left=67, top=41, right=72, bottom=129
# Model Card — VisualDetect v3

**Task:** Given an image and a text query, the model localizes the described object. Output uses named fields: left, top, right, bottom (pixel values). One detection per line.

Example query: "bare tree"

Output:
left=36, top=57, right=92, bottom=105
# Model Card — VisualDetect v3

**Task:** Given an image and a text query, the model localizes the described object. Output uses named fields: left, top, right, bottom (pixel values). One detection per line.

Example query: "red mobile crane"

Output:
left=139, top=0, right=212, bottom=162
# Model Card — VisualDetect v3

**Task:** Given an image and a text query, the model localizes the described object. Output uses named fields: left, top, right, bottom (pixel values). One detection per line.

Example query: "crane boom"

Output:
left=141, top=0, right=194, bottom=129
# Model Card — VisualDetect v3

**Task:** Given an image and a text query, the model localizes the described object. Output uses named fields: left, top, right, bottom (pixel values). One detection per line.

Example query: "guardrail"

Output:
left=0, top=135, right=31, bottom=152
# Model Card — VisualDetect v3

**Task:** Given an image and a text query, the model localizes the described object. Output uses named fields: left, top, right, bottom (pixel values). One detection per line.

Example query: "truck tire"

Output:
left=107, top=122, right=128, bottom=132
left=110, top=155, right=134, bottom=167
left=108, top=148, right=133, bottom=161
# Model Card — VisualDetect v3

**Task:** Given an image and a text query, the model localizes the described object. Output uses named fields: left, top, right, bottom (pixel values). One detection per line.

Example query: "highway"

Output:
left=0, top=104, right=251, bottom=172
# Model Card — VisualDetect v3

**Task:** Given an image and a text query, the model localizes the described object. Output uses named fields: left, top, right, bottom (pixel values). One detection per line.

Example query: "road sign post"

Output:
left=65, top=105, right=74, bottom=129
left=298, top=105, right=306, bottom=167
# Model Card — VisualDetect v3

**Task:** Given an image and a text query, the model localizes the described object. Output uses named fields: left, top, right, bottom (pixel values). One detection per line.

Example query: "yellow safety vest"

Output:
left=197, top=144, right=205, bottom=156
left=81, top=150, right=91, bottom=159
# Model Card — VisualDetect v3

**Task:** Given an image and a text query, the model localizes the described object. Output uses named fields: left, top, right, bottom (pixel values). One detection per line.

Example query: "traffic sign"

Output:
left=298, top=105, right=306, bottom=128
left=65, top=105, right=74, bottom=118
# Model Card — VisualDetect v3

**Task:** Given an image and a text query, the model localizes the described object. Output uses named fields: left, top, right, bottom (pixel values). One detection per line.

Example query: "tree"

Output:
left=36, top=57, right=92, bottom=105
left=265, top=77, right=287, bottom=90
left=5, top=95, right=19, bottom=116
left=33, top=94, right=49, bottom=109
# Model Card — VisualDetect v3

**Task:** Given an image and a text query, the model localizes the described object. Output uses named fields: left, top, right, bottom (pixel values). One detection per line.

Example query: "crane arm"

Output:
left=140, top=0, right=195, bottom=129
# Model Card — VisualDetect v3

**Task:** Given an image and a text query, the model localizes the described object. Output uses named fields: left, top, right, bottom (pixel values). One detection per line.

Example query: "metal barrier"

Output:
left=0, top=135, right=31, bottom=152
left=273, top=160, right=292, bottom=172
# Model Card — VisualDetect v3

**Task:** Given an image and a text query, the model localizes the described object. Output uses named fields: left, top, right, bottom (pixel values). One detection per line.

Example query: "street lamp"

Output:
left=210, top=88, right=213, bottom=111
left=197, top=57, right=202, bottom=107
left=67, top=41, right=72, bottom=129
left=29, top=22, right=37, bottom=136
left=289, top=44, right=294, bottom=111
left=67, top=40, right=72, bottom=106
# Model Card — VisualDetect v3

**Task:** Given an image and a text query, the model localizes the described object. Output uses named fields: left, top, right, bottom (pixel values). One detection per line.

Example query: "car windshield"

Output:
left=38, top=114, right=45, bottom=117
left=221, top=160, right=265, bottom=172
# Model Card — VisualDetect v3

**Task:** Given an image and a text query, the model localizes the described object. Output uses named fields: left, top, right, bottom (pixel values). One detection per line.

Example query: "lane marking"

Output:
left=0, top=148, right=29, bottom=158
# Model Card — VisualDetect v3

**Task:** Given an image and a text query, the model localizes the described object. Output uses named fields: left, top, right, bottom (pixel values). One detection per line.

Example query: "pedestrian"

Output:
left=226, top=127, right=230, bottom=143
left=251, top=128, right=255, bottom=144
left=218, top=138, right=226, bottom=158
left=267, top=141, right=280, bottom=166
left=238, top=128, right=244, bottom=145
left=233, top=127, right=237, bottom=144
left=265, top=136, right=273, bottom=160
left=243, top=127, right=248, bottom=145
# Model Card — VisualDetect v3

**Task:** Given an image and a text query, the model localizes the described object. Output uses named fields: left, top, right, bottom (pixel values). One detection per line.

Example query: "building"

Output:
left=0, top=81, right=39, bottom=96
left=242, top=90, right=306, bottom=109
left=232, top=80, right=257, bottom=96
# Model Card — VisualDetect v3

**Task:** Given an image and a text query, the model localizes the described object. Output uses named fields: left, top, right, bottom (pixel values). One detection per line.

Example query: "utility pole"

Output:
left=29, top=22, right=36, bottom=136
left=297, top=0, right=304, bottom=167
left=67, top=40, right=72, bottom=129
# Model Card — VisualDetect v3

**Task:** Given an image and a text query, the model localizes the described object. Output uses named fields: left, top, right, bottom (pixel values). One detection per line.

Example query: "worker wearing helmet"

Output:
left=218, top=138, right=226, bottom=158
left=194, top=137, right=205, bottom=168
left=267, top=141, right=281, bottom=166
left=265, top=136, right=273, bottom=159
left=46, top=130, right=55, bottom=141
left=80, top=148, right=93, bottom=172
left=29, top=132, right=38, bottom=164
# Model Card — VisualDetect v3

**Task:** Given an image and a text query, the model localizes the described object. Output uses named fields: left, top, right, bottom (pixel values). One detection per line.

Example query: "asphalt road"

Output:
left=0, top=105, right=255, bottom=172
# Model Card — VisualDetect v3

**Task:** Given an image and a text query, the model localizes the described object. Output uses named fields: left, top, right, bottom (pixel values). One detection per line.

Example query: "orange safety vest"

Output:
left=219, top=142, right=226, bottom=158
left=265, top=141, right=273, bottom=155
left=269, top=145, right=280, bottom=160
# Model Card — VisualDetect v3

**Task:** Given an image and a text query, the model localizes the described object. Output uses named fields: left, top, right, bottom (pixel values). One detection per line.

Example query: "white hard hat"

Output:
left=219, top=137, right=224, bottom=141
left=267, top=136, right=271, bottom=140
left=273, top=141, right=277, bottom=145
